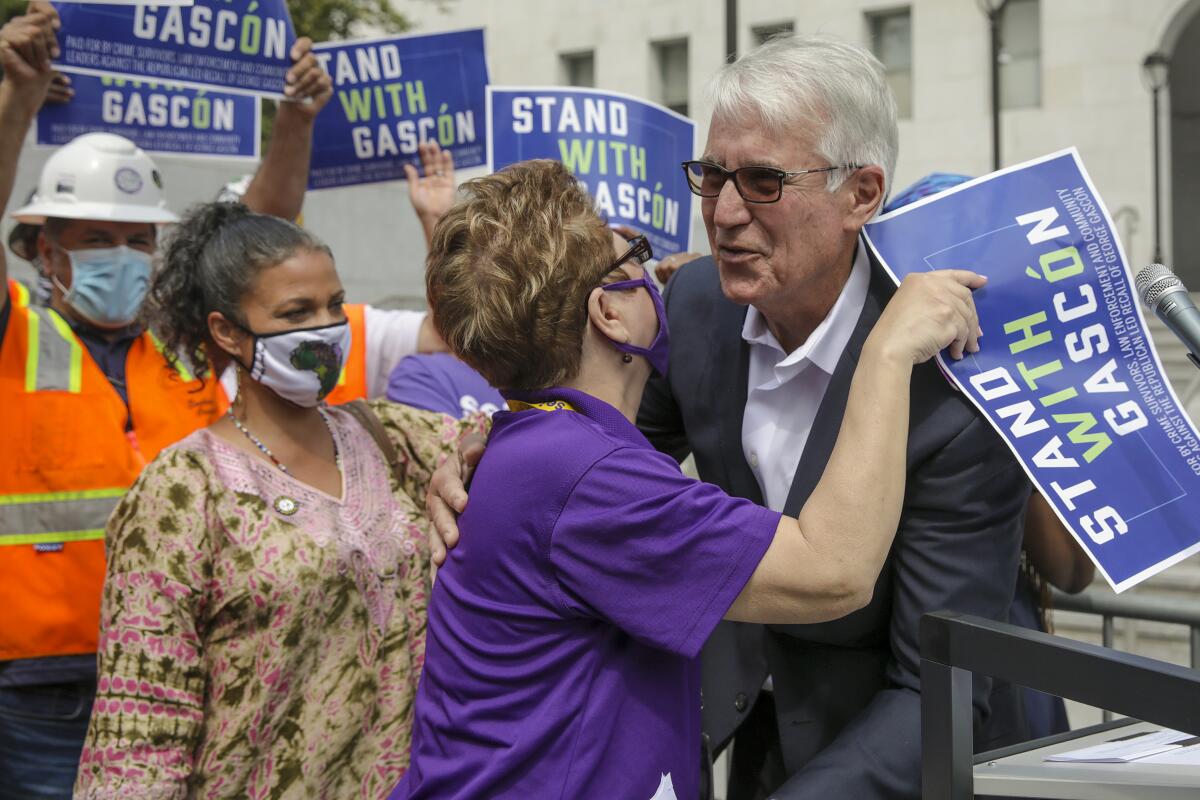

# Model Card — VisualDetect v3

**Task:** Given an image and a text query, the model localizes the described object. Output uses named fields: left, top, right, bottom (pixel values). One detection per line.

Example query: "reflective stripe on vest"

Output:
left=147, top=330, right=195, bottom=382
left=24, top=306, right=83, bottom=393
left=0, top=488, right=125, bottom=546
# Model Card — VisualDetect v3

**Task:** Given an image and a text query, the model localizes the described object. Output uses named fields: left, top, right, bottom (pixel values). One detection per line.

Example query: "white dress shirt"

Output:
left=741, top=243, right=870, bottom=512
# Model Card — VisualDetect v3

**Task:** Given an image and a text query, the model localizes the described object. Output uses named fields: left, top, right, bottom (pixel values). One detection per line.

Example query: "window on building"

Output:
left=560, top=50, right=595, bottom=88
left=752, top=21, right=794, bottom=46
left=1000, top=0, right=1041, bottom=108
left=868, top=8, right=912, bottom=119
left=653, top=39, right=689, bottom=116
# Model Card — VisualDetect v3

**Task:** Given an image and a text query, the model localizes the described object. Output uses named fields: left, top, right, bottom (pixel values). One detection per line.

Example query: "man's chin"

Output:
left=716, top=269, right=767, bottom=308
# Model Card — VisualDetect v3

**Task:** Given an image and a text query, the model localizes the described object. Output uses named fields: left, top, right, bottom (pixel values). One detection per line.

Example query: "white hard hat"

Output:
left=13, top=132, right=178, bottom=225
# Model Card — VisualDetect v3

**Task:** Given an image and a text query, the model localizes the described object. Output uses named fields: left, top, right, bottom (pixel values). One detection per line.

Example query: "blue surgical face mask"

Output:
left=53, top=245, right=154, bottom=329
left=601, top=273, right=671, bottom=378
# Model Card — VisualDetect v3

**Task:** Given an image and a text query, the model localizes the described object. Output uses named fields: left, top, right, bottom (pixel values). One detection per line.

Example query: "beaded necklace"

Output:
left=226, top=406, right=339, bottom=474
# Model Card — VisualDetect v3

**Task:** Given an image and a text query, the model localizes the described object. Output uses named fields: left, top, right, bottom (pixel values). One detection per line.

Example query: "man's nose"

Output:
left=711, top=177, right=751, bottom=229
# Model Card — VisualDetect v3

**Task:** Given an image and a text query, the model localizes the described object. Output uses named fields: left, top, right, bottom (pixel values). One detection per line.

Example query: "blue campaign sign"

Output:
left=864, top=148, right=1200, bottom=591
left=53, top=0, right=295, bottom=97
left=488, top=87, right=695, bottom=257
left=36, top=72, right=259, bottom=159
left=309, top=29, right=488, bottom=190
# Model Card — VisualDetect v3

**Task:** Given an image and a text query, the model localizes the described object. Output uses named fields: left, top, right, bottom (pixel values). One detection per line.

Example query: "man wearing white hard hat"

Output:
left=18, top=130, right=179, bottom=317
left=0, top=4, right=333, bottom=795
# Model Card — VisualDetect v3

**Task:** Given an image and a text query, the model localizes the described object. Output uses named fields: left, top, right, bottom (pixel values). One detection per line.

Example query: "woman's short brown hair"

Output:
left=426, top=159, right=614, bottom=391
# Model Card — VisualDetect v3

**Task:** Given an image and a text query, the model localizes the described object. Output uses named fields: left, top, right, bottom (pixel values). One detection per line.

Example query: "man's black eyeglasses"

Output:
left=681, top=160, right=862, bottom=204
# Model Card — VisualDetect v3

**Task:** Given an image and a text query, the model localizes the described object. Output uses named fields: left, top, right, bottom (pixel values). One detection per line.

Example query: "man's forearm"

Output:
left=241, top=101, right=314, bottom=220
left=795, top=339, right=912, bottom=595
left=419, top=214, right=439, bottom=248
left=0, top=83, right=40, bottom=289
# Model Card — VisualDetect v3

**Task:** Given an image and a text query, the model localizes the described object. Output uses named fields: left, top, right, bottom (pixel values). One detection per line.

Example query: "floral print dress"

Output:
left=74, top=402, right=486, bottom=800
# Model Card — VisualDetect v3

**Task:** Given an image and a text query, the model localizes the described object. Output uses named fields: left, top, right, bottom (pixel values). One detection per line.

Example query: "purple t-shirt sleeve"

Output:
left=387, top=355, right=459, bottom=416
left=549, top=446, right=781, bottom=659
left=386, top=353, right=504, bottom=417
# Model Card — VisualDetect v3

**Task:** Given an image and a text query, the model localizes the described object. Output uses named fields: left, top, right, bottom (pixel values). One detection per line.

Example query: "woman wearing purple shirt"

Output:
left=393, top=160, right=985, bottom=800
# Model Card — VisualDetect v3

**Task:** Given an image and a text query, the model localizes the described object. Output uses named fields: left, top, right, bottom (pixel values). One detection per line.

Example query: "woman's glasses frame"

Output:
left=608, top=233, right=654, bottom=274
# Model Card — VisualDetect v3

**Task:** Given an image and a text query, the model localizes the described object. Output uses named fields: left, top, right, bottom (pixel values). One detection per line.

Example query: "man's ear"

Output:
left=208, top=311, right=247, bottom=360
left=585, top=286, right=632, bottom=345
left=845, top=164, right=887, bottom=231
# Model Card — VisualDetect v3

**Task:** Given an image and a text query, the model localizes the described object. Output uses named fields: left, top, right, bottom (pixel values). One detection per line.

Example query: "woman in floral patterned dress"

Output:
left=74, top=203, right=484, bottom=799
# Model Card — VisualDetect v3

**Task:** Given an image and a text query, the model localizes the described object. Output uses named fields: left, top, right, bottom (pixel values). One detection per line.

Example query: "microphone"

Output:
left=1136, top=263, right=1200, bottom=370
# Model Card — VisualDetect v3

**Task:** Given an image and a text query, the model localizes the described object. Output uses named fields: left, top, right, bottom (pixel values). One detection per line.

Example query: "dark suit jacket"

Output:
left=637, top=252, right=1030, bottom=799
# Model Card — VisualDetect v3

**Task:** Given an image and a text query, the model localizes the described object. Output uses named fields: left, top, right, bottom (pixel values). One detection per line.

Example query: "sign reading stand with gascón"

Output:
left=864, top=148, right=1200, bottom=592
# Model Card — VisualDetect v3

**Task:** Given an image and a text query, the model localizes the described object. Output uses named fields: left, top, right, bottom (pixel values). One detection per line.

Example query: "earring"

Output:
left=232, top=362, right=246, bottom=416
left=622, top=353, right=633, bottom=364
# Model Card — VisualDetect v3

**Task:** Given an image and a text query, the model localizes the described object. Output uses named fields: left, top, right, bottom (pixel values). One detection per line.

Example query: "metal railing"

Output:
left=1051, top=587, right=1200, bottom=721
left=920, top=611, right=1200, bottom=800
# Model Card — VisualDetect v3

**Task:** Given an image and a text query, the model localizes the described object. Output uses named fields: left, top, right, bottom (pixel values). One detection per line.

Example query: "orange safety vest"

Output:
left=0, top=298, right=227, bottom=662
left=6, top=279, right=29, bottom=309
left=325, top=302, right=369, bottom=405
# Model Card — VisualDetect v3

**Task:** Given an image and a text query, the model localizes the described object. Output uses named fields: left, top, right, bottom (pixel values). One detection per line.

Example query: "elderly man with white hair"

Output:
left=639, top=34, right=1029, bottom=799
left=427, top=33, right=1029, bottom=800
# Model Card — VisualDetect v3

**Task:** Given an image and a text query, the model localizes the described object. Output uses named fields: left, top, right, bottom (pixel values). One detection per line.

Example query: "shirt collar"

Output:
left=66, top=313, right=143, bottom=345
left=741, top=238, right=871, bottom=378
left=500, top=386, right=654, bottom=450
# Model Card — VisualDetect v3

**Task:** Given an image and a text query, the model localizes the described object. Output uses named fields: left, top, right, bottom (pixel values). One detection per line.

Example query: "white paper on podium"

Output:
left=1140, top=743, right=1200, bottom=765
left=1045, top=729, right=1198, bottom=763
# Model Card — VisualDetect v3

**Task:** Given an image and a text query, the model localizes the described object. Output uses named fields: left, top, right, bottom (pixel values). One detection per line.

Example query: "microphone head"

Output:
left=1137, top=263, right=1185, bottom=307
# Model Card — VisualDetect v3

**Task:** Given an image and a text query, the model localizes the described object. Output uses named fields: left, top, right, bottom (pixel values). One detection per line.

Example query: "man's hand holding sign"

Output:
left=1, top=2, right=59, bottom=90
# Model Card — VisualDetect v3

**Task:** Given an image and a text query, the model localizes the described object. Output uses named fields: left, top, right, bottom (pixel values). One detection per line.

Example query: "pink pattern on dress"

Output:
left=199, top=407, right=424, bottom=631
